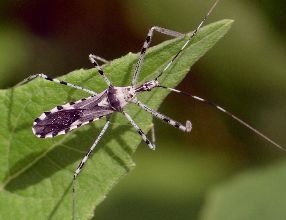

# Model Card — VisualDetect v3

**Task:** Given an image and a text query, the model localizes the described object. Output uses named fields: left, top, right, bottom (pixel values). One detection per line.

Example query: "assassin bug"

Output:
left=16, top=0, right=284, bottom=218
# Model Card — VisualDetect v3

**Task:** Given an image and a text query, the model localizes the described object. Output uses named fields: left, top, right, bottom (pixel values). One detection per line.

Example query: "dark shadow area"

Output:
left=5, top=121, right=135, bottom=192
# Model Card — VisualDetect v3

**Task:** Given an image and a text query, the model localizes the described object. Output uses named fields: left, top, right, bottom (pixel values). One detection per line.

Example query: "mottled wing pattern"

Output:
left=33, top=90, right=114, bottom=138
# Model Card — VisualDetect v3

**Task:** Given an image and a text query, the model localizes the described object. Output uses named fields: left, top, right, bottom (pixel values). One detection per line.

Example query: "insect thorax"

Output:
left=107, top=86, right=137, bottom=111
left=135, top=80, right=159, bottom=92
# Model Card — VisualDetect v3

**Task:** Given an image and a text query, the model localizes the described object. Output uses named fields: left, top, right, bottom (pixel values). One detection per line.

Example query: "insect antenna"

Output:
left=158, top=85, right=286, bottom=152
left=155, top=0, right=220, bottom=81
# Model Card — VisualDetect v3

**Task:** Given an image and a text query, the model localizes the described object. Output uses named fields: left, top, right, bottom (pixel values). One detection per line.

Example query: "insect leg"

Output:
left=72, top=119, right=111, bottom=219
left=73, top=120, right=111, bottom=179
left=123, top=111, right=155, bottom=150
left=132, top=26, right=185, bottom=86
left=90, top=55, right=110, bottom=64
left=15, top=73, right=97, bottom=95
left=150, top=123, right=156, bottom=147
left=134, top=100, right=192, bottom=132
left=89, top=54, right=112, bottom=86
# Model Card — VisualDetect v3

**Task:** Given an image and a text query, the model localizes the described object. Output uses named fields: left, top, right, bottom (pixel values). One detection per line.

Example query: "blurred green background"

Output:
left=1, top=0, right=286, bottom=219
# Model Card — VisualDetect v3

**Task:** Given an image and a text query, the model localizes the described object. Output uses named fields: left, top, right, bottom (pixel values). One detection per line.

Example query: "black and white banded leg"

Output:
left=123, top=111, right=155, bottom=150
left=135, top=100, right=192, bottom=132
left=89, top=54, right=112, bottom=86
left=73, top=119, right=111, bottom=179
left=132, top=26, right=185, bottom=86
left=16, top=73, right=97, bottom=95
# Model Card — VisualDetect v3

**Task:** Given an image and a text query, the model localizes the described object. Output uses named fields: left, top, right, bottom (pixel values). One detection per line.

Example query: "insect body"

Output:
left=31, top=73, right=191, bottom=148
left=17, top=0, right=283, bottom=180
left=16, top=0, right=284, bottom=218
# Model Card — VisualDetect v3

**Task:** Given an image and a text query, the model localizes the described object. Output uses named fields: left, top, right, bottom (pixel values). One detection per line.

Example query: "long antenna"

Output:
left=159, top=86, right=286, bottom=152
left=155, top=0, right=220, bottom=80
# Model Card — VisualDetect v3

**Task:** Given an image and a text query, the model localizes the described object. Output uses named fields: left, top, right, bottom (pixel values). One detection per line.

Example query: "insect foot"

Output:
left=186, top=120, right=192, bottom=132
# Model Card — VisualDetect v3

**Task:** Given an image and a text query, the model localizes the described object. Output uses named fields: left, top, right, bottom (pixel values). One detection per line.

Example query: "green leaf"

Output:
left=0, top=19, right=233, bottom=220
left=200, top=160, right=286, bottom=220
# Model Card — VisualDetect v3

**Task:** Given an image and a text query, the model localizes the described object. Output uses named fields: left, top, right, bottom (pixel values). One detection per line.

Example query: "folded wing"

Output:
left=33, top=91, right=114, bottom=138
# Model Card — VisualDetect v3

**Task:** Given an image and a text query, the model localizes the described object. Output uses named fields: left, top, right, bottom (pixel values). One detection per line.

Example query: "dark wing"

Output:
left=33, top=90, right=114, bottom=138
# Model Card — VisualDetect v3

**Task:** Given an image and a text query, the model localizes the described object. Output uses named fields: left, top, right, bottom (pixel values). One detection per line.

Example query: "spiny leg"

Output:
left=135, top=100, right=192, bottom=132
left=123, top=111, right=155, bottom=150
left=155, top=0, right=220, bottom=81
left=89, top=54, right=112, bottom=86
left=158, top=85, right=286, bottom=152
left=132, top=26, right=185, bottom=86
left=15, top=73, right=97, bottom=95
left=72, top=119, right=111, bottom=220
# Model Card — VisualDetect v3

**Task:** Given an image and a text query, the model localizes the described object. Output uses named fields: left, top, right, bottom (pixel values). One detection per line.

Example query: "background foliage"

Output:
left=0, top=0, right=285, bottom=219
